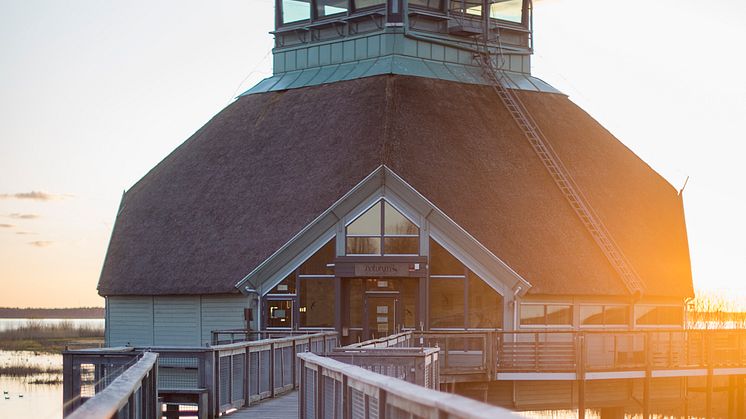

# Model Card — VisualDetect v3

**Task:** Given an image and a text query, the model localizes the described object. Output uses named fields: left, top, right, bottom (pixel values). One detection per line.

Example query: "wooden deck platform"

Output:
left=227, top=391, right=298, bottom=419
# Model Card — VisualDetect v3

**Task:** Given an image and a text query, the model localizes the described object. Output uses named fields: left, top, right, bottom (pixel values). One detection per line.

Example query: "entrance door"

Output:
left=365, top=294, right=400, bottom=339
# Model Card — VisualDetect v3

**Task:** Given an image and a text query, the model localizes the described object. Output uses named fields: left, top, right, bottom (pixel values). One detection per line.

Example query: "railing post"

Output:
left=270, top=342, right=276, bottom=398
left=62, top=352, right=74, bottom=417
left=244, top=348, right=250, bottom=407
left=643, top=332, right=651, bottom=419
left=203, top=350, right=216, bottom=419
left=577, top=333, right=585, bottom=419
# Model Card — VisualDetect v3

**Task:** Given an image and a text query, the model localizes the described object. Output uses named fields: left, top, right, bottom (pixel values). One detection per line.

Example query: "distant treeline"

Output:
left=0, top=307, right=104, bottom=319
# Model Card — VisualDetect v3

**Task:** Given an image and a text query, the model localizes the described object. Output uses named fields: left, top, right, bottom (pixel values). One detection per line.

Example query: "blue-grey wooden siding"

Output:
left=106, top=294, right=249, bottom=347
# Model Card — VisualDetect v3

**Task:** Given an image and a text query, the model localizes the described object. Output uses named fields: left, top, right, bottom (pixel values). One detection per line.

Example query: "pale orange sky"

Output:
left=1, top=0, right=744, bottom=308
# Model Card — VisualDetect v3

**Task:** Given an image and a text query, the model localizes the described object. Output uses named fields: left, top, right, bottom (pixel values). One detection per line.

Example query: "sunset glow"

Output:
left=1, top=0, right=745, bottom=308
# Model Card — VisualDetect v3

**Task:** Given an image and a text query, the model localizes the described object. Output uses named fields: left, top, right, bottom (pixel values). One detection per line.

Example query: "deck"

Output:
left=228, top=391, right=297, bottom=419
left=62, top=328, right=746, bottom=419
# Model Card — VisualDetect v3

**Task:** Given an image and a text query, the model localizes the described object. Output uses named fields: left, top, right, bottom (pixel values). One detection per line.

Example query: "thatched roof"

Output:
left=97, top=75, right=693, bottom=298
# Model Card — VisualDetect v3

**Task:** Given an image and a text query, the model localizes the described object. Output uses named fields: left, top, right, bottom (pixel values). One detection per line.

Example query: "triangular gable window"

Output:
left=345, top=200, right=419, bottom=255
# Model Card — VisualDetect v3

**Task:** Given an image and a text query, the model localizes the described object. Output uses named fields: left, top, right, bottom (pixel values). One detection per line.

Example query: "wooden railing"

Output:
left=64, top=331, right=338, bottom=418
left=327, top=347, right=440, bottom=389
left=66, top=352, right=159, bottom=419
left=298, top=352, right=517, bottom=419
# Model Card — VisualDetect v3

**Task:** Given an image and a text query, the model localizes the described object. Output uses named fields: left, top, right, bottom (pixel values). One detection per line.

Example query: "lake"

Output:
left=0, top=318, right=104, bottom=419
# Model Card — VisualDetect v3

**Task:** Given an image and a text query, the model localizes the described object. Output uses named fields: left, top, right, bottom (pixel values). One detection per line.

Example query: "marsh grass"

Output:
left=0, top=320, right=104, bottom=352
left=0, top=364, right=62, bottom=377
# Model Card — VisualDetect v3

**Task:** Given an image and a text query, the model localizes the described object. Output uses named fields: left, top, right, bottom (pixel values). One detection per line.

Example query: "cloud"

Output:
left=0, top=191, right=71, bottom=201
left=0, top=223, right=13, bottom=228
left=28, top=241, right=53, bottom=247
left=7, top=213, right=40, bottom=220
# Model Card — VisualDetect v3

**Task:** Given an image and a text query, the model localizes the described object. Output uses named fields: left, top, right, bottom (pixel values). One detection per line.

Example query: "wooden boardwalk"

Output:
left=227, top=391, right=298, bottom=419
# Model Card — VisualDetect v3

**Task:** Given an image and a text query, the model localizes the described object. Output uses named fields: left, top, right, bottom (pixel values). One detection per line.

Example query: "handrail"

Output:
left=298, top=352, right=517, bottom=418
left=67, top=352, right=158, bottom=419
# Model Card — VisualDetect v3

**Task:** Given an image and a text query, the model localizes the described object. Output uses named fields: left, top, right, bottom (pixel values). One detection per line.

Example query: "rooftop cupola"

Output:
left=244, top=0, right=559, bottom=95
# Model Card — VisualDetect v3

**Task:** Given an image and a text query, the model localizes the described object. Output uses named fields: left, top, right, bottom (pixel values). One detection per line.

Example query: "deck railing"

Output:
left=66, top=352, right=159, bottom=419
left=327, top=347, right=440, bottom=389
left=64, top=331, right=337, bottom=418
left=297, top=352, right=517, bottom=419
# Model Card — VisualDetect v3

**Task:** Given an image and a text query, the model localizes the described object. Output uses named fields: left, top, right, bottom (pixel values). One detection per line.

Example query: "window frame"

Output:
left=633, top=304, right=685, bottom=328
left=345, top=199, right=420, bottom=256
left=519, top=303, right=573, bottom=329
left=578, top=304, right=630, bottom=329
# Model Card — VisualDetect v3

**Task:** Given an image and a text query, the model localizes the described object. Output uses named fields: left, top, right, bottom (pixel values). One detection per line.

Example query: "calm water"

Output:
left=0, top=318, right=104, bottom=419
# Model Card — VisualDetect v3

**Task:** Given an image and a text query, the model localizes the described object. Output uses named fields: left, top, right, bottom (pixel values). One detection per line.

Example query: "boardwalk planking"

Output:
left=228, top=391, right=298, bottom=419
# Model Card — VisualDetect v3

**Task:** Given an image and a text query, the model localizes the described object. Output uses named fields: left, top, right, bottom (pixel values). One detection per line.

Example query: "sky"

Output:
left=0, top=0, right=744, bottom=308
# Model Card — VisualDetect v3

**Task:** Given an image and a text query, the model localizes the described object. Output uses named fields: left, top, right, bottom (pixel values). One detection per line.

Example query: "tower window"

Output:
left=281, top=0, right=311, bottom=24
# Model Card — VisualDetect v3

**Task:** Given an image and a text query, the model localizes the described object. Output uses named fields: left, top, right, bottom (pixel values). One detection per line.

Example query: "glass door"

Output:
left=364, top=294, right=400, bottom=339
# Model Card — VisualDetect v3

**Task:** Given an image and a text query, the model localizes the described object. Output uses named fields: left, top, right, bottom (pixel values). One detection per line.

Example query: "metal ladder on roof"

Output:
left=473, top=12, right=644, bottom=295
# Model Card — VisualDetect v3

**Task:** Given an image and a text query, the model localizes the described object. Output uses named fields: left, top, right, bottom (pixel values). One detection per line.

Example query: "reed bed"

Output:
left=0, top=320, right=104, bottom=352
left=0, top=364, right=62, bottom=377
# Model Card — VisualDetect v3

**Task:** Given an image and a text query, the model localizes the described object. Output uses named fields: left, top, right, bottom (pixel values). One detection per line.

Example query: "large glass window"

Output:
left=580, top=305, right=629, bottom=327
left=346, top=201, right=419, bottom=256
left=300, top=278, right=335, bottom=327
left=281, top=0, right=311, bottom=24
left=299, top=240, right=335, bottom=276
left=520, top=304, right=572, bottom=327
left=410, top=0, right=443, bottom=10
left=430, top=278, right=465, bottom=328
left=489, top=0, right=522, bottom=23
left=468, top=272, right=503, bottom=328
left=635, top=305, right=684, bottom=326
left=317, top=0, right=348, bottom=18
left=354, top=0, right=386, bottom=10
left=430, top=239, right=463, bottom=275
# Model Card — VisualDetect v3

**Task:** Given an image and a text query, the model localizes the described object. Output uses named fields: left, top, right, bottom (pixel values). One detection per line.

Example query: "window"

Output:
left=354, top=0, right=386, bottom=10
left=410, top=0, right=443, bottom=10
left=299, top=240, right=335, bottom=276
left=346, top=201, right=419, bottom=255
left=430, top=278, right=465, bottom=328
left=317, top=0, right=348, bottom=18
left=281, top=0, right=311, bottom=24
left=429, top=239, right=503, bottom=329
left=267, top=300, right=293, bottom=328
left=300, top=278, right=335, bottom=327
left=520, top=304, right=572, bottom=327
left=580, top=305, right=629, bottom=327
left=429, top=239, right=463, bottom=275
left=450, top=0, right=483, bottom=17
left=489, top=0, right=522, bottom=23
left=635, top=305, right=684, bottom=326
left=468, top=272, right=503, bottom=328
left=268, top=273, right=296, bottom=295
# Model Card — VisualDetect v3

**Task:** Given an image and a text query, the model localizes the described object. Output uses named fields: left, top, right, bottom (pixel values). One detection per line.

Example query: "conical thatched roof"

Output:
left=97, top=75, right=693, bottom=298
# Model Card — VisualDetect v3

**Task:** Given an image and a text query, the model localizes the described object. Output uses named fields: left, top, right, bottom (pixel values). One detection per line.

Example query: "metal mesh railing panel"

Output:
left=304, top=368, right=317, bottom=419
left=323, top=375, right=335, bottom=419
left=232, top=354, right=245, bottom=402
left=283, top=346, right=294, bottom=386
left=369, top=396, right=379, bottom=419
left=351, top=388, right=365, bottom=419
left=219, top=355, right=230, bottom=406
left=158, top=356, right=199, bottom=389
left=260, top=350, right=271, bottom=394
left=274, top=347, right=283, bottom=390
left=249, top=351, right=260, bottom=398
